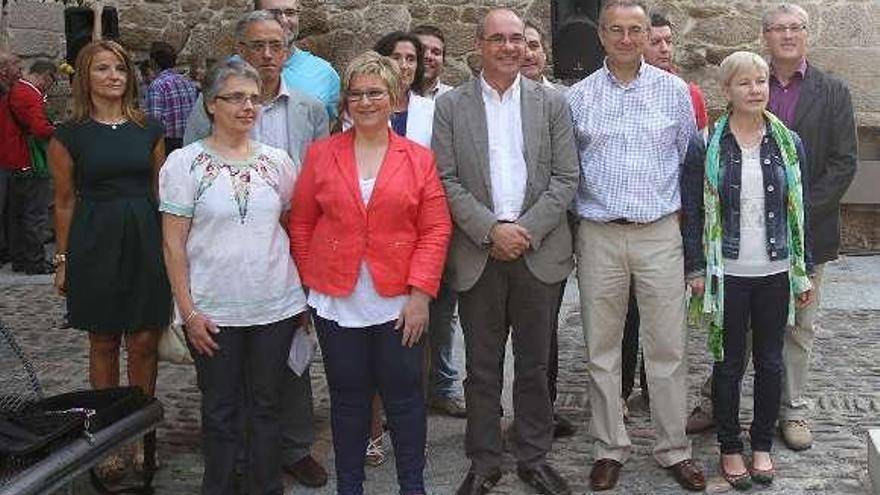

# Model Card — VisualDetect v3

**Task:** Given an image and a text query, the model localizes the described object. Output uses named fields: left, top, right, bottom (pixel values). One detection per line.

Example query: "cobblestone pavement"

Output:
left=1, top=255, right=879, bottom=494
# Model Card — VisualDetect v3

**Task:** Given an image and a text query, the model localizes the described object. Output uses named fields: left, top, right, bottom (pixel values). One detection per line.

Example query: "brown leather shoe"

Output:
left=685, top=406, right=714, bottom=434
left=589, top=458, right=622, bottom=491
left=284, top=454, right=328, bottom=487
left=667, top=459, right=706, bottom=491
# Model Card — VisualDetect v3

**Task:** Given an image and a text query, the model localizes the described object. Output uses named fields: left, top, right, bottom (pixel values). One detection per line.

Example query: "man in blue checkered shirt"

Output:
left=566, top=0, right=704, bottom=492
left=145, top=42, right=198, bottom=153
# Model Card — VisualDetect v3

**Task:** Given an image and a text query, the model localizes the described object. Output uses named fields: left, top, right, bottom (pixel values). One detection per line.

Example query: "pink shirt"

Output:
left=769, top=58, right=808, bottom=128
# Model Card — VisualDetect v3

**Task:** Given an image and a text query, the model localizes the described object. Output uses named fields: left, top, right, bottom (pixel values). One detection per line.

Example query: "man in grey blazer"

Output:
left=520, top=18, right=577, bottom=441
left=183, top=11, right=331, bottom=488
left=183, top=11, right=328, bottom=167
left=433, top=8, right=578, bottom=495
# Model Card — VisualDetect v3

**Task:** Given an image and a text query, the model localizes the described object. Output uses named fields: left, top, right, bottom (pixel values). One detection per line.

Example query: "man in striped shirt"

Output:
left=567, top=0, right=704, bottom=491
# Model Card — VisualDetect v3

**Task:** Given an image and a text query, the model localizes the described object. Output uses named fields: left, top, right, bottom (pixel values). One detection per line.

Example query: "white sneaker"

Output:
left=780, top=419, right=813, bottom=450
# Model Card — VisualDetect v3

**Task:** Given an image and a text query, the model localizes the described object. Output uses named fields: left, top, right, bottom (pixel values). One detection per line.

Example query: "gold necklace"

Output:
left=93, top=117, right=128, bottom=130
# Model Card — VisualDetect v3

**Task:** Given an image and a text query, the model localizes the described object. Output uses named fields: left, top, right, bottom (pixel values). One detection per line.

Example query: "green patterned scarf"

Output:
left=690, top=110, right=811, bottom=361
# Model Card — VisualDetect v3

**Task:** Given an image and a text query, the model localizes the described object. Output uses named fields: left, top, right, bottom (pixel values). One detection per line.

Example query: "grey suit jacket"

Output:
left=183, top=86, right=329, bottom=165
left=432, top=77, right=579, bottom=292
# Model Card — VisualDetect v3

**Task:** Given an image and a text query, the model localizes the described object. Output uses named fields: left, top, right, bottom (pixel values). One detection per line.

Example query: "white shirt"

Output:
left=308, top=177, right=408, bottom=327
left=481, top=73, right=527, bottom=221
left=159, top=140, right=307, bottom=326
left=724, top=141, right=789, bottom=277
left=423, top=81, right=453, bottom=100
left=252, top=79, right=291, bottom=154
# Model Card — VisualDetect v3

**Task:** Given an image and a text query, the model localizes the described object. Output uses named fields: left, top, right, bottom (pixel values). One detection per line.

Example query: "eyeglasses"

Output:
left=765, top=24, right=807, bottom=34
left=482, top=34, right=526, bottom=47
left=214, top=93, right=261, bottom=106
left=602, top=25, right=646, bottom=39
left=239, top=40, right=287, bottom=53
left=346, top=90, right=388, bottom=103
left=267, top=7, right=301, bottom=18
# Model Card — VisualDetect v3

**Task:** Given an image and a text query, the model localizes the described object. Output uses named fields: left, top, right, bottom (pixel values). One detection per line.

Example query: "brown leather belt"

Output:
left=608, top=218, right=635, bottom=225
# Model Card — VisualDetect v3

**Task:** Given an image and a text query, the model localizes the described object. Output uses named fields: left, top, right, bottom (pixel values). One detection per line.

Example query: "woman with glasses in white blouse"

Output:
left=160, top=59, right=307, bottom=495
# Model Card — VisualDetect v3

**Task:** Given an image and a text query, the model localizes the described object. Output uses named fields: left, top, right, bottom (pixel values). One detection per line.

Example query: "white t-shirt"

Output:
left=159, top=140, right=307, bottom=326
left=308, top=177, right=408, bottom=328
left=724, top=141, right=789, bottom=277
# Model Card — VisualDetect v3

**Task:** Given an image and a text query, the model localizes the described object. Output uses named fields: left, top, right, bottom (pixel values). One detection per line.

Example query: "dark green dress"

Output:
left=54, top=118, right=171, bottom=333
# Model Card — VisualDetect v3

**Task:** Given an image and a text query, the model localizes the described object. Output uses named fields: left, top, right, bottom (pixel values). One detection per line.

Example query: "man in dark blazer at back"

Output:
left=432, top=8, right=578, bottom=495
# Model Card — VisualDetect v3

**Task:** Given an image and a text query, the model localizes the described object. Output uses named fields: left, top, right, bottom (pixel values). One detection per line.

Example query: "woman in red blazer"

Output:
left=289, top=51, right=451, bottom=495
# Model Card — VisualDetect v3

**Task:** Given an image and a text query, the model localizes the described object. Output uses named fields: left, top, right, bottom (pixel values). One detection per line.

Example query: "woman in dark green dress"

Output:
left=47, top=40, right=170, bottom=474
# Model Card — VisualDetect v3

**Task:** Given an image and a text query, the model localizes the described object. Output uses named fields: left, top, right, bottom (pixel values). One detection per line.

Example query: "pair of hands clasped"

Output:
left=186, top=289, right=432, bottom=357
left=688, top=277, right=814, bottom=308
left=489, top=222, right=531, bottom=261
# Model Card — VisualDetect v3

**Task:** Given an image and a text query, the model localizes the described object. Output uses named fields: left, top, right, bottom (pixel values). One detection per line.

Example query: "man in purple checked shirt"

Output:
left=685, top=3, right=858, bottom=453
left=145, top=42, right=198, bottom=154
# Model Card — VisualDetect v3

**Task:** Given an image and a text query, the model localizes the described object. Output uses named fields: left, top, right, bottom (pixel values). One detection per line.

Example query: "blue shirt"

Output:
left=567, top=60, right=696, bottom=223
left=282, top=48, right=340, bottom=121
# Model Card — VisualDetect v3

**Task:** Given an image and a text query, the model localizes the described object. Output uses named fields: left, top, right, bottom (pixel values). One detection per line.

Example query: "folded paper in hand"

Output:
left=287, top=326, right=316, bottom=376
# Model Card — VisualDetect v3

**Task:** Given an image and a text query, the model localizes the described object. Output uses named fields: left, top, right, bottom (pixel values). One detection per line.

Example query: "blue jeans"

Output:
left=315, top=315, right=426, bottom=495
left=427, top=281, right=461, bottom=399
left=713, top=272, right=788, bottom=454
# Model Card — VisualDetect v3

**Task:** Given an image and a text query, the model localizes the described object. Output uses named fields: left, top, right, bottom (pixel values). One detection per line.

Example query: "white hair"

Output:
left=717, top=51, right=769, bottom=88
left=762, top=3, right=810, bottom=31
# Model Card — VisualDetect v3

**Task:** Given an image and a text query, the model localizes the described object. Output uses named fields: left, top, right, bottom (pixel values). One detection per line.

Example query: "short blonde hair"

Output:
left=339, top=51, right=401, bottom=117
left=717, top=51, right=769, bottom=89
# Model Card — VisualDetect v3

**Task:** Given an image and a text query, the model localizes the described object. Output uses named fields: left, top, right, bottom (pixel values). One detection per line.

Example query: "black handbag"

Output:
left=0, top=387, right=157, bottom=494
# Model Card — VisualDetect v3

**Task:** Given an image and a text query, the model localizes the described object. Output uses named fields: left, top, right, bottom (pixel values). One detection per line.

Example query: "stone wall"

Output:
left=1, top=0, right=878, bottom=249
left=2, top=0, right=879, bottom=128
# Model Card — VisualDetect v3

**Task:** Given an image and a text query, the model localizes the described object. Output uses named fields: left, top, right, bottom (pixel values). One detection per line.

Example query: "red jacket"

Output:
left=0, top=79, right=53, bottom=170
left=290, top=129, right=452, bottom=299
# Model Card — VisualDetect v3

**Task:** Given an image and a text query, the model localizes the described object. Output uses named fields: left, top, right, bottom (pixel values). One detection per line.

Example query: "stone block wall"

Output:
left=1, top=0, right=878, bottom=249
left=2, top=0, right=878, bottom=128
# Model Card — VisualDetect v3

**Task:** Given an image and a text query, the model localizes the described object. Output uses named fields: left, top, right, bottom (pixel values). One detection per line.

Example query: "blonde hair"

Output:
left=717, top=51, right=769, bottom=89
left=70, top=41, right=145, bottom=126
left=339, top=51, right=402, bottom=117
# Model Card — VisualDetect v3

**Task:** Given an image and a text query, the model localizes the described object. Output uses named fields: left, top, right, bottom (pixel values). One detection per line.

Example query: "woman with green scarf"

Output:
left=681, top=51, right=813, bottom=490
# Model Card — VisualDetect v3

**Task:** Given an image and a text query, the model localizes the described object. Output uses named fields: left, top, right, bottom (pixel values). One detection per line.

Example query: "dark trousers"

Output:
left=713, top=272, right=788, bottom=454
left=315, top=315, right=426, bottom=495
left=459, top=258, right=561, bottom=475
left=191, top=316, right=296, bottom=495
left=621, top=286, right=648, bottom=400
left=0, top=168, right=10, bottom=261
left=547, top=280, right=567, bottom=405
left=7, top=174, right=50, bottom=268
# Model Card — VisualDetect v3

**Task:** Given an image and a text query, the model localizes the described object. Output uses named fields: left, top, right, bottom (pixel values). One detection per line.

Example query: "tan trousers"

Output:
left=576, top=215, right=691, bottom=466
left=781, top=263, right=824, bottom=420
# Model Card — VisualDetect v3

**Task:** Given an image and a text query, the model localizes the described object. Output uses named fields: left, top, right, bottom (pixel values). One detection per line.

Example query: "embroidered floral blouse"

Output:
left=159, top=140, right=307, bottom=326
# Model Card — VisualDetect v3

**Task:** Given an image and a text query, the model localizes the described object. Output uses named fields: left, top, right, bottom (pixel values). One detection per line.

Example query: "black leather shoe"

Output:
left=552, top=413, right=577, bottom=438
left=516, top=463, right=572, bottom=495
left=25, top=262, right=54, bottom=275
left=456, top=470, right=502, bottom=495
